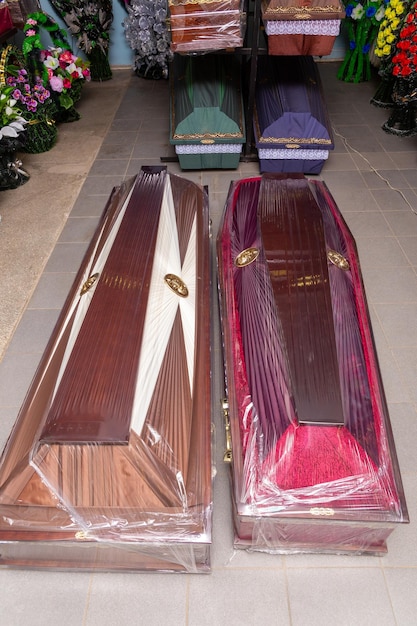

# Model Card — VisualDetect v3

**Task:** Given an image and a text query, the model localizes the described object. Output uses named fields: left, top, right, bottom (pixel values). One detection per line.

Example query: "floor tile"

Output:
left=384, top=567, right=417, bottom=625
left=86, top=573, right=188, bottom=626
left=287, top=568, right=396, bottom=626
left=0, top=570, right=91, bottom=626
left=188, top=568, right=290, bottom=626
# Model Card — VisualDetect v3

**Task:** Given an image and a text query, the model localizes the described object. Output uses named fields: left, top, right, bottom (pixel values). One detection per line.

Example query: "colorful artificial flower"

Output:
left=374, top=0, right=410, bottom=57
left=338, top=0, right=388, bottom=81
left=6, top=68, right=52, bottom=114
left=391, top=1, right=417, bottom=75
left=0, top=86, right=27, bottom=141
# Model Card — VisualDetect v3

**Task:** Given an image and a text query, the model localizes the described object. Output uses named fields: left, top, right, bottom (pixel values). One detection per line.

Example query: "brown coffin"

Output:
left=0, top=167, right=213, bottom=572
left=168, top=0, right=245, bottom=52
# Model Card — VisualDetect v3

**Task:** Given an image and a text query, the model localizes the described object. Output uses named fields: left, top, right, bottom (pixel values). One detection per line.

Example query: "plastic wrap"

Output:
left=170, top=54, right=245, bottom=170
left=217, top=173, right=408, bottom=555
left=254, top=55, right=334, bottom=175
left=261, top=0, right=344, bottom=55
left=0, top=166, right=213, bottom=573
left=168, top=0, right=245, bottom=52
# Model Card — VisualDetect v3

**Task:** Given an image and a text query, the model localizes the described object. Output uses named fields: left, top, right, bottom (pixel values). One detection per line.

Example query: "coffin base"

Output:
left=177, top=151, right=242, bottom=170
left=259, top=156, right=327, bottom=174
left=0, top=536, right=211, bottom=573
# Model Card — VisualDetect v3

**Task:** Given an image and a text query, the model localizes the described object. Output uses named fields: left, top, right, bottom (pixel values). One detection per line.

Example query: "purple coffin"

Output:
left=254, top=55, right=334, bottom=174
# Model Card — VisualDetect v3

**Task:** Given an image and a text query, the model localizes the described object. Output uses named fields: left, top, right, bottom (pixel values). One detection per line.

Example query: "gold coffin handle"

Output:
left=222, top=398, right=232, bottom=463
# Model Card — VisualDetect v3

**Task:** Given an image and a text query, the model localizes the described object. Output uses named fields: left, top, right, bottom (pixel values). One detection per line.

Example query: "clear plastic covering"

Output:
left=217, top=173, right=408, bottom=555
left=168, top=0, right=246, bottom=52
left=0, top=166, right=213, bottom=572
left=170, top=54, right=245, bottom=170
left=254, top=56, right=333, bottom=175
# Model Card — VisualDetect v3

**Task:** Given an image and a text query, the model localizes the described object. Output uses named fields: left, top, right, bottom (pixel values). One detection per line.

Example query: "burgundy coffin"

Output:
left=217, top=173, right=408, bottom=554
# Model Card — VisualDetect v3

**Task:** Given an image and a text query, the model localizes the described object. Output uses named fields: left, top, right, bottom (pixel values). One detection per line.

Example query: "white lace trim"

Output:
left=264, top=19, right=341, bottom=36
left=175, top=144, right=243, bottom=154
left=258, top=148, right=329, bottom=160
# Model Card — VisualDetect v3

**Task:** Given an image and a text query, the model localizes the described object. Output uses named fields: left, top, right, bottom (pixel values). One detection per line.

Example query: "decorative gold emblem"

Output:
left=164, top=273, right=189, bottom=297
left=310, top=507, right=335, bottom=516
left=235, top=247, right=259, bottom=267
left=285, top=143, right=300, bottom=149
left=80, top=273, right=100, bottom=295
left=201, top=139, right=215, bottom=144
left=327, top=250, right=350, bottom=271
left=75, top=531, right=89, bottom=539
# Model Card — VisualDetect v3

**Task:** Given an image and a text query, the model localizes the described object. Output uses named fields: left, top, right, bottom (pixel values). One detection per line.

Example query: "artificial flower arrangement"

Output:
left=370, top=0, right=412, bottom=107
left=338, top=0, right=387, bottom=81
left=391, top=1, right=417, bottom=77
left=123, top=0, right=172, bottom=80
left=380, top=0, right=417, bottom=134
left=0, top=85, right=30, bottom=190
left=39, top=46, right=91, bottom=113
left=22, top=12, right=91, bottom=121
left=6, top=67, right=51, bottom=114
left=49, top=0, right=113, bottom=81
left=374, top=0, right=411, bottom=60
left=0, top=85, right=27, bottom=142
left=5, top=61, right=59, bottom=153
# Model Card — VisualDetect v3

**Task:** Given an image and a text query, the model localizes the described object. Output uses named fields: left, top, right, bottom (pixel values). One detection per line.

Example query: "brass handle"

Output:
left=222, top=398, right=233, bottom=463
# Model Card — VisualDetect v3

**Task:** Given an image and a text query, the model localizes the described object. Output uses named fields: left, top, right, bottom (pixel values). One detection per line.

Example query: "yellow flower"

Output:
left=386, top=33, right=395, bottom=42
left=396, top=2, right=405, bottom=13
left=391, top=17, right=400, bottom=27
left=382, top=44, right=391, bottom=54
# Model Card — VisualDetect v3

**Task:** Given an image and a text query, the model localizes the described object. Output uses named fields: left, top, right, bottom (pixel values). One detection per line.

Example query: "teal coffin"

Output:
left=170, top=54, right=245, bottom=170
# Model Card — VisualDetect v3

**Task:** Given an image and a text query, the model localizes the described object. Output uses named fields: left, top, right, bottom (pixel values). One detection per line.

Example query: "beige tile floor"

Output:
left=1, top=63, right=417, bottom=625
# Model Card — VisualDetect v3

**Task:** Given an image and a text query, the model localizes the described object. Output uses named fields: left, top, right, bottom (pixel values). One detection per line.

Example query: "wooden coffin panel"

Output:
left=217, top=173, right=408, bottom=554
left=168, top=0, right=244, bottom=51
left=0, top=167, right=212, bottom=572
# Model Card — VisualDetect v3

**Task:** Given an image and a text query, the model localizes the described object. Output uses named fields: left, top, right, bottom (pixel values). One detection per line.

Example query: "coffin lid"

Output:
left=254, top=56, right=334, bottom=150
left=170, top=54, right=245, bottom=146
left=0, top=168, right=213, bottom=555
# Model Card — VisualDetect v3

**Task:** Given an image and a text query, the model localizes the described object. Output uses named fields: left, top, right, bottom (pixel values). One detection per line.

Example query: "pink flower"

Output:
left=26, top=18, right=37, bottom=25
left=49, top=75, right=64, bottom=93
left=60, top=50, right=75, bottom=63
left=25, top=29, right=36, bottom=37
